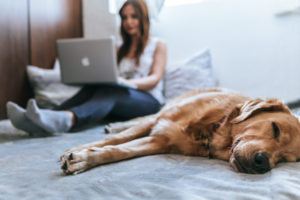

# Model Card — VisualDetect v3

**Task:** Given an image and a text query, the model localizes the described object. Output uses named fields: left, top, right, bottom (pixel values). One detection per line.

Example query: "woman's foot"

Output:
left=6, top=102, right=51, bottom=137
left=25, top=99, right=73, bottom=133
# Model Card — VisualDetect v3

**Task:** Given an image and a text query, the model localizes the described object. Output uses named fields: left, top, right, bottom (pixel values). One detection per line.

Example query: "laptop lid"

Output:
left=56, top=37, right=118, bottom=85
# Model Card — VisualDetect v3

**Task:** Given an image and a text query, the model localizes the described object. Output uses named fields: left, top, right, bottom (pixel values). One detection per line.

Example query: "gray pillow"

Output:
left=163, top=49, right=217, bottom=100
left=26, top=60, right=81, bottom=108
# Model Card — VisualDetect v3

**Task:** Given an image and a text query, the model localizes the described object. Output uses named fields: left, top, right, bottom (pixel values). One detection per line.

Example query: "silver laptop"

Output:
left=57, top=37, right=130, bottom=87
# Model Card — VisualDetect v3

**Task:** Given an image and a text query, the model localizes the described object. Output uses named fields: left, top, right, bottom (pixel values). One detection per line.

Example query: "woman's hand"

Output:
left=118, top=77, right=137, bottom=89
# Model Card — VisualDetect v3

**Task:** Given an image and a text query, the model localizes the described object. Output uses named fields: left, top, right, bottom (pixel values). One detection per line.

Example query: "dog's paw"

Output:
left=60, top=149, right=90, bottom=175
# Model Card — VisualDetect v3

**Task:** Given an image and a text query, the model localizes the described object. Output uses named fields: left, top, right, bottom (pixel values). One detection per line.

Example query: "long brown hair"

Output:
left=117, top=0, right=150, bottom=66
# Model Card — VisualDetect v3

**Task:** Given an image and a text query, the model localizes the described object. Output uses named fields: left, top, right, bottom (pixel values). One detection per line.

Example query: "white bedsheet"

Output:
left=0, top=120, right=300, bottom=200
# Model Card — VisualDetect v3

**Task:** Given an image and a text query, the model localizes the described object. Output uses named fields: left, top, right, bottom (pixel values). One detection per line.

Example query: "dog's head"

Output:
left=229, top=98, right=300, bottom=174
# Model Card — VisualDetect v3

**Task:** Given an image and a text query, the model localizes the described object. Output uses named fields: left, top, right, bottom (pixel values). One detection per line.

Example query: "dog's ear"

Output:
left=230, top=98, right=290, bottom=124
left=185, top=107, right=227, bottom=140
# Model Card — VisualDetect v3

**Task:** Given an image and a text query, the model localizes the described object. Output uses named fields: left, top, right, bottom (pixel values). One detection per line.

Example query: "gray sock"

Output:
left=6, top=102, right=51, bottom=137
left=25, top=99, right=72, bottom=133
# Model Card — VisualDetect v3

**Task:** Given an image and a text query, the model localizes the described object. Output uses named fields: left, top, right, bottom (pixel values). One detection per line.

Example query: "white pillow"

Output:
left=292, top=107, right=300, bottom=122
left=163, top=49, right=217, bottom=101
left=26, top=59, right=81, bottom=108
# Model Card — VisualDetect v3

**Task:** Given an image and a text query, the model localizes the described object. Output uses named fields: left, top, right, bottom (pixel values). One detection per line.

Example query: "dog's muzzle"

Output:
left=233, top=152, right=271, bottom=174
left=251, top=152, right=270, bottom=174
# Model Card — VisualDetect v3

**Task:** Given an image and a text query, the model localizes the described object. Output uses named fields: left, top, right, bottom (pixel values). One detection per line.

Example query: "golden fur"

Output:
left=60, top=88, right=300, bottom=174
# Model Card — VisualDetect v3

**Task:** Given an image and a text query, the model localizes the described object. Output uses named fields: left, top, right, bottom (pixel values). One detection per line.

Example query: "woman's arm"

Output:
left=119, top=41, right=167, bottom=90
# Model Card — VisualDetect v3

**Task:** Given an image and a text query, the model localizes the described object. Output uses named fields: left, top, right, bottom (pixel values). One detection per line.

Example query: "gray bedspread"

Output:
left=1, top=119, right=300, bottom=200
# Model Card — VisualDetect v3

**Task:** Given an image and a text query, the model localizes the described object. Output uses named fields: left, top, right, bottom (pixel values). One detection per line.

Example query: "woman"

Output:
left=7, top=0, right=167, bottom=136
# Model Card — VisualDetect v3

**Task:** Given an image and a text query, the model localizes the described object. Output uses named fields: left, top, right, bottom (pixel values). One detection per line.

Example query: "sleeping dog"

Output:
left=60, top=88, right=300, bottom=174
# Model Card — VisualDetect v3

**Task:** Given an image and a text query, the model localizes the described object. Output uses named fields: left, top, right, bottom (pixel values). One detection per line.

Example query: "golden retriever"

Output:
left=60, top=88, right=300, bottom=174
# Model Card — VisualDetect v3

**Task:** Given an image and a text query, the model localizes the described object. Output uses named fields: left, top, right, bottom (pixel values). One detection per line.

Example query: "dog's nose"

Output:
left=252, top=153, right=270, bottom=174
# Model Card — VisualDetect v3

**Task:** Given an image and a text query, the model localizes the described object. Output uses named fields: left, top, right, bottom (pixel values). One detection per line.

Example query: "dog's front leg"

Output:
left=62, top=119, right=156, bottom=158
left=104, top=115, right=156, bottom=133
left=61, top=135, right=168, bottom=175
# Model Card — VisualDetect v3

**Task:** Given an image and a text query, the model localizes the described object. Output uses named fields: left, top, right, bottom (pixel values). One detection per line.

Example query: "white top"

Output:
left=118, top=37, right=165, bottom=104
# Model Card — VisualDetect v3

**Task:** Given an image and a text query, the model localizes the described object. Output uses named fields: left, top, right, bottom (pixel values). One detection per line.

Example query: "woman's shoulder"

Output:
left=149, top=37, right=166, bottom=50
left=150, top=36, right=165, bottom=44
left=150, top=37, right=166, bottom=53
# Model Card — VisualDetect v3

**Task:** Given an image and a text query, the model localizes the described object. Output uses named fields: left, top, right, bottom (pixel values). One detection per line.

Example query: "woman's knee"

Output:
left=111, top=98, right=160, bottom=119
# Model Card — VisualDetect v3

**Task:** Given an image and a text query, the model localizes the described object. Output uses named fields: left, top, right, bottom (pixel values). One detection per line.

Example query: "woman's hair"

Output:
left=117, top=0, right=150, bottom=66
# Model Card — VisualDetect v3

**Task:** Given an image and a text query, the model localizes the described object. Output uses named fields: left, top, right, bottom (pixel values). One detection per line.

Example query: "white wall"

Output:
left=83, top=0, right=117, bottom=38
left=83, top=0, right=300, bottom=102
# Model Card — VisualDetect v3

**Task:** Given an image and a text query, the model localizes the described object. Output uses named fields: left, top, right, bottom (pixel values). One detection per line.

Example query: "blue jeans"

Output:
left=55, top=85, right=160, bottom=129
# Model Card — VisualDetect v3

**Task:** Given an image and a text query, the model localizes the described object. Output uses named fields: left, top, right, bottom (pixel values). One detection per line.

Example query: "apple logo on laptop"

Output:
left=81, top=56, right=90, bottom=67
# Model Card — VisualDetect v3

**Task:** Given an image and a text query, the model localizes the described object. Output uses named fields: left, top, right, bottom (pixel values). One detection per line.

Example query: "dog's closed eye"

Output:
left=272, top=122, right=280, bottom=139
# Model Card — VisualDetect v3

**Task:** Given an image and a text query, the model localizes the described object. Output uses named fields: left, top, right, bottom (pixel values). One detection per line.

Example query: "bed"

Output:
left=1, top=50, right=300, bottom=200
left=1, top=107, right=300, bottom=200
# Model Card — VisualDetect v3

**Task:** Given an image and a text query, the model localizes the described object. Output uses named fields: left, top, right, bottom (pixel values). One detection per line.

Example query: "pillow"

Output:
left=291, top=107, right=300, bottom=122
left=163, top=49, right=217, bottom=101
left=26, top=59, right=81, bottom=108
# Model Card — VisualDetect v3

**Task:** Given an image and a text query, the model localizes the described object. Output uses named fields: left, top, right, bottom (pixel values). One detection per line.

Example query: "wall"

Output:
left=0, top=0, right=31, bottom=120
left=83, top=0, right=300, bottom=102
left=29, top=0, right=83, bottom=68
left=152, top=0, right=300, bottom=102
left=83, top=0, right=117, bottom=39
left=0, top=0, right=82, bottom=119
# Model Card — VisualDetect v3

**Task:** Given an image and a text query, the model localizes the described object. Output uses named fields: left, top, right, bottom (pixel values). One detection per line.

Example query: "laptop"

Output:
left=56, top=37, right=135, bottom=88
